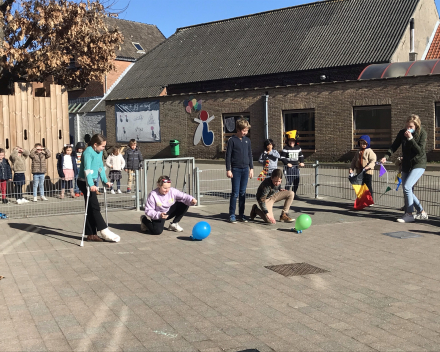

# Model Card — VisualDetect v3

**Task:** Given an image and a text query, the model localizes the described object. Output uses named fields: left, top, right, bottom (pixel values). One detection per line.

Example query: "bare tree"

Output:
left=0, top=0, right=124, bottom=93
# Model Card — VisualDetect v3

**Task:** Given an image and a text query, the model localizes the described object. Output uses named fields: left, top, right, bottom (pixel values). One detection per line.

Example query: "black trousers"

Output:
left=142, top=202, right=189, bottom=235
left=284, top=166, right=300, bottom=193
left=13, top=173, right=25, bottom=200
left=363, top=173, right=373, bottom=199
left=78, top=180, right=107, bottom=236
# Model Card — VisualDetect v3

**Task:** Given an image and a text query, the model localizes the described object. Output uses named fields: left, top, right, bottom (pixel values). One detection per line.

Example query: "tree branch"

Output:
left=0, top=0, right=15, bottom=14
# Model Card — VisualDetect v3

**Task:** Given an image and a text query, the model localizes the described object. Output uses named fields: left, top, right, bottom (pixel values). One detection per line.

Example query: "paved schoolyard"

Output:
left=1, top=197, right=440, bottom=352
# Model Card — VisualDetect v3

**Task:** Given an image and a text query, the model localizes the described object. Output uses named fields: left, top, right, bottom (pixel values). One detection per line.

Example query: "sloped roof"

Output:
left=104, top=17, right=166, bottom=61
left=78, top=98, right=103, bottom=113
left=426, top=24, right=440, bottom=59
left=106, top=0, right=420, bottom=101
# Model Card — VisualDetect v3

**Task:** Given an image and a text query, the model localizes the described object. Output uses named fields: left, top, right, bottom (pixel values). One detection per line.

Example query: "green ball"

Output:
left=295, top=214, right=312, bottom=231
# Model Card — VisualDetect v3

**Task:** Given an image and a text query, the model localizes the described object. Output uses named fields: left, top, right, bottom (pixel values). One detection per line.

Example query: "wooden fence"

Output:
left=0, top=82, right=69, bottom=181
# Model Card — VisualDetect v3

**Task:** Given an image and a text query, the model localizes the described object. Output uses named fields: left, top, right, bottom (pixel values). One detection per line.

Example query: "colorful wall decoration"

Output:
left=116, top=101, right=160, bottom=143
left=184, top=97, right=215, bottom=147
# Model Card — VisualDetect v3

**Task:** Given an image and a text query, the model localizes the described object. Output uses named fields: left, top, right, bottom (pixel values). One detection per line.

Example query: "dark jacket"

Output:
left=256, top=177, right=281, bottom=214
left=56, top=153, right=78, bottom=178
left=384, top=128, right=427, bottom=173
left=225, top=135, right=253, bottom=171
left=30, top=147, right=52, bottom=174
left=280, top=144, right=304, bottom=166
left=0, top=158, right=12, bottom=180
left=124, top=147, right=143, bottom=170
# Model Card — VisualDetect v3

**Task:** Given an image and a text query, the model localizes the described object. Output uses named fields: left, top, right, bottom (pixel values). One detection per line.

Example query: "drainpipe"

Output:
left=409, top=18, right=417, bottom=61
left=263, top=92, right=269, bottom=140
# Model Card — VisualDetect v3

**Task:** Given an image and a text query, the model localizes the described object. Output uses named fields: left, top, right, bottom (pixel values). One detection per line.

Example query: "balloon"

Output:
left=295, top=214, right=312, bottom=231
left=188, top=100, right=193, bottom=108
left=185, top=106, right=192, bottom=114
left=191, top=98, right=197, bottom=107
left=183, top=100, right=188, bottom=107
left=196, top=104, right=202, bottom=111
left=191, top=221, right=211, bottom=240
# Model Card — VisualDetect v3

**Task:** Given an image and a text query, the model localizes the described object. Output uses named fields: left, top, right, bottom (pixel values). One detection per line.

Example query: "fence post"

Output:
left=314, top=160, right=319, bottom=199
left=135, top=169, right=140, bottom=211
left=194, top=167, right=200, bottom=206
left=143, top=160, right=148, bottom=207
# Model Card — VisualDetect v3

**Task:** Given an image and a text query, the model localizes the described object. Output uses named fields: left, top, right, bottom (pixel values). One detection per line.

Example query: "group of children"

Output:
left=0, top=138, right=144, bottom=204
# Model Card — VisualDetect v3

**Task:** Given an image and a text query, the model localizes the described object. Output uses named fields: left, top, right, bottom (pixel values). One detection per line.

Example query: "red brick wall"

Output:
left=106, top=60, right=132, bottom=92
left=106, top=75, right=440, bottom=162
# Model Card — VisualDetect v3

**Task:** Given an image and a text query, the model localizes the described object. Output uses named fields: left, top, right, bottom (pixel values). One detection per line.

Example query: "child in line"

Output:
left=259, top=139, right=280, bottom=177
left=140, top=175, right=197, bottom=235
left=57, top=145, right=78, bottom=199
left=225, top=118, right=254, bottom=223
left=106, top=146, right=125, bottom=194
left=30, top=143, right=51, bottom=202
left=250, top=169, right=295, bottom=224
left=10, top=146, right=30, bottom=204
left=350, top=135, right=376, bottom=202
left=73, top=142, right=85, bottom=197
left=0, top=148, right=12, bottom=204
left=280, top=130, right=304, bottom=198
left=77, top=134, right=120, bottom=242
left=124, top=139, right=143, bottom=193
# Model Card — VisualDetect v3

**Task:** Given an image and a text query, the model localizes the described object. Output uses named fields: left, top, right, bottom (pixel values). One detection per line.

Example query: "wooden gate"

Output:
left=0, top=82, right=69, bottom=181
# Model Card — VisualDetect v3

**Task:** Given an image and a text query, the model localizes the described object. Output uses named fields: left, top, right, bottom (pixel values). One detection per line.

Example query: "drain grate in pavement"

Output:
left=382, top=231, right=422, bottom=239
left=265, top=263, right=329, bottom=277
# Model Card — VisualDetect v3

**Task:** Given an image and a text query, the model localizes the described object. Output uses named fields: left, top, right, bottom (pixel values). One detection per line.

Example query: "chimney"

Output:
left=409, top=18, right=418, bottom=61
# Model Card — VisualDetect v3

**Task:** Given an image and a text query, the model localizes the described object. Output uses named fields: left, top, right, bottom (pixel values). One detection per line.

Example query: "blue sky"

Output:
left=114, top=0, right=440, bottom=38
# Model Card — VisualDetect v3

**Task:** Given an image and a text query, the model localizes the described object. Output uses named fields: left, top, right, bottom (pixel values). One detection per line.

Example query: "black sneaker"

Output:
left=2, top=199, right=8, bottom=204
left=238, top=216, right=248, bottom=223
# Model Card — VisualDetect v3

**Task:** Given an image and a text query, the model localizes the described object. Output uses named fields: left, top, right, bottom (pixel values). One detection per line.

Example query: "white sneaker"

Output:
left=16, top=199, right=23, bottom=204
left=100, top=228, right=121, bottom=242
left=397, top=213, right=415, bottom=223
left=21, top=198, right=29, bottom=203
left=33, top=197, right=38, bottom=202
left=117, top=189, right=122, bottom=194
left=140, top=215, right=147, bottom=232
left=169, top=222, right=183, bottom=232
left=414, top=211, right=428, bottom=220
left=111, top=189, right=115, bottom=194
left=41, top=196, right=48, bottom=201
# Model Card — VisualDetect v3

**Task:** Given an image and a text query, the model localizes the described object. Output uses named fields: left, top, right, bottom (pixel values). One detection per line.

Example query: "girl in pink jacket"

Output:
left=141, top=175, right=197, bottom=234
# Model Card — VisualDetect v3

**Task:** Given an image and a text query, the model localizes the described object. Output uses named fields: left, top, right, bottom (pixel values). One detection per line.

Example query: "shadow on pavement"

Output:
left=8, top=223, right=80, bottom=245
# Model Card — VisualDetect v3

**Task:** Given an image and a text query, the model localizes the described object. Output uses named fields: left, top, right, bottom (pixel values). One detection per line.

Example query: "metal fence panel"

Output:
left=0, top=176, right=138, bottom=219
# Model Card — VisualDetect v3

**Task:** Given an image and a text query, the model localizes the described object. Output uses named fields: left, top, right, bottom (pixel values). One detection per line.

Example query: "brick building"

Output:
left=104, top=0, right=440, bottom=161
left=68, top=17, right=165, bottom=144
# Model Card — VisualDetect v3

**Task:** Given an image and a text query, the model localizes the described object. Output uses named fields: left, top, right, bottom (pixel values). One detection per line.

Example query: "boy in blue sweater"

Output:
left=225, top=118, right=254, bottom=223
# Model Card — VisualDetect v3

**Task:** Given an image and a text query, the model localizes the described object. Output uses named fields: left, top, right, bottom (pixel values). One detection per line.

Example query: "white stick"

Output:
left=80, top=187, right=90, bottom=247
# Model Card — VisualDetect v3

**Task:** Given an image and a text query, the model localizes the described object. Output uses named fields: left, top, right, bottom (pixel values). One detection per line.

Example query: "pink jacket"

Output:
left=145, top=187, right=194, bottom=219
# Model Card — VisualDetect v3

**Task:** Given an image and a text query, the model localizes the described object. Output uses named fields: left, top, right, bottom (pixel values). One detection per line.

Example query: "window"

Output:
left=353, top=106, right=391, bottom=149
left=283, top=110, right=315, bottom=150
left=132, top=42, right=145, bottom=53
left=436, top=103, right=440, bottom=149
left=222, top=113, right=250, bottom=150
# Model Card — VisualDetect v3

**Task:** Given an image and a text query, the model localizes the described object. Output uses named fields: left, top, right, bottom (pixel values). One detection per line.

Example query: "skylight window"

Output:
left=132, top=42, right=145, bottom=52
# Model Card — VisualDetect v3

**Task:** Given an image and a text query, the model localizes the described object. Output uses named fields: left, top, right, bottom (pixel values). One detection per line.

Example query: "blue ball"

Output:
left=191, top=221, right=211, bottom=240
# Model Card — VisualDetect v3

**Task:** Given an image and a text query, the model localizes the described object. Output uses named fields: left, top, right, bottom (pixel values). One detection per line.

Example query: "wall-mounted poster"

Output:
left=116, top=101, right=160, bottom=143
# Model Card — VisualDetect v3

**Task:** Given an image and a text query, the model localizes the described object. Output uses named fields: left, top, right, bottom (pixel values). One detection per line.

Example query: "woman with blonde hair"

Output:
left=380, top=115, right=428, bottom=223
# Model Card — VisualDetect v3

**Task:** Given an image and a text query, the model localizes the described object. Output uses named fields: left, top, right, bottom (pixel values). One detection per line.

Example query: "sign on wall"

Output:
left=116, top=101, right=160, bottom=143
left=183, top=97, right=215, bottom=147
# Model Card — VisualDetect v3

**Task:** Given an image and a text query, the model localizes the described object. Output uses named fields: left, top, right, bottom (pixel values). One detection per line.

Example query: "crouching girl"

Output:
left=140, top=175, right=197, bottom=235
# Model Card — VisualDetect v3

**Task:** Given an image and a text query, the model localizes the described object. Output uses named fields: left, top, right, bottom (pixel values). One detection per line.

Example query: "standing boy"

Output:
left=0, top=148, right=12, bottom=203
left=250, top=169, right=295, bottom=224
left=350, top=135, right=377, bottom=201
left=124, top=139, right=143, bottom=193
left=225, top=118, right=254, bottom=223
left=280, top=130, right=304, bottom=198
left=30, top=143, right=51, bottom=201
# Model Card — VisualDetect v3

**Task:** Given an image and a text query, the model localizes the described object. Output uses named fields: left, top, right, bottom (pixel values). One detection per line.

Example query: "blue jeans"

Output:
left=401, top=168, right=425, bottom=213
left=33, top=174, right=45, bottom=197
left=74, top=176, right=80, bottom=194
left=229, top=167, right=249, bottom=217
